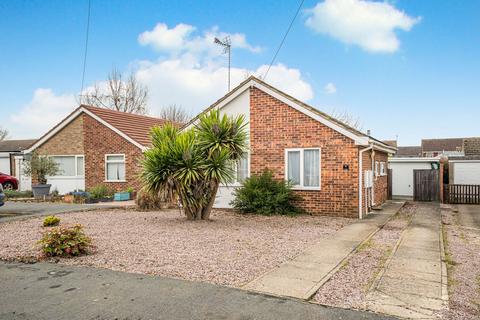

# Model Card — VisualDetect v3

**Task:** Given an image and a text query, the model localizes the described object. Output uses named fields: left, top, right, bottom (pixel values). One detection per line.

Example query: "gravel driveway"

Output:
left=0, top=209, right=352, bottom=287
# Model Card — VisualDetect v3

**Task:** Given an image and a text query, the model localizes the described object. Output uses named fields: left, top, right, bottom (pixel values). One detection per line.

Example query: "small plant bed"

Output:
left=313, top=202, right=416, bottom=309
left=439, top=206, right=480, bottom=319
left=0, top=209, right=352, bottom=286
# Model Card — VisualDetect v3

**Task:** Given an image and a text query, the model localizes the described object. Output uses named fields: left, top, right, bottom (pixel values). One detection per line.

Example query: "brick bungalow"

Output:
left=25, top=105, right=169, bottom=194
left=186, top=76, right=397, bottom=218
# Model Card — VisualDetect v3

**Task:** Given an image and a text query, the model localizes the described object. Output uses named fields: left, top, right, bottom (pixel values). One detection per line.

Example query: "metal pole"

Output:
left=228, top=46, right=231, bottom=92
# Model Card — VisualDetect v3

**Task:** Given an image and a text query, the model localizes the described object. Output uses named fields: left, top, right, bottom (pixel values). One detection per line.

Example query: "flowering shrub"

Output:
left=38, top=224, right=92, bottom=257
left=43, top=215, right=60, bottom=227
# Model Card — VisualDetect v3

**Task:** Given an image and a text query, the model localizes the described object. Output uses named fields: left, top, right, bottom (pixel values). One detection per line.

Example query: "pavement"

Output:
left=244, top=201, right=405, bottom=300
left=0, top=201, right=134, bottom=222
left=366, top=202, right=447, bottom=319
left=0, top=262, right=397, bottom=320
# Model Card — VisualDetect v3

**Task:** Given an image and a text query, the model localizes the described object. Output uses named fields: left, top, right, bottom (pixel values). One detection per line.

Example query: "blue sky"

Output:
left=1, top=0, right=479, bottom=145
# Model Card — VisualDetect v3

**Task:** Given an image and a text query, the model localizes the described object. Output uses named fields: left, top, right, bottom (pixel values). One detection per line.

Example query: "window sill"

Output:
left=291, top=186, right=321, bottom=191
left=104, top=180, right=127, bottom=183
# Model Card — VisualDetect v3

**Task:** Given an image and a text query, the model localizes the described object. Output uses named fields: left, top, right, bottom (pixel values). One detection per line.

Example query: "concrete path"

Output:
left=0, top=201, right=133, bottom=222
left=455, top=204, right=480, bottom=233
left=244, top=201, right=405, bottom=300
left=366, top=203, right=447, bottom=319
left=0, top=262, right=396, bottom=320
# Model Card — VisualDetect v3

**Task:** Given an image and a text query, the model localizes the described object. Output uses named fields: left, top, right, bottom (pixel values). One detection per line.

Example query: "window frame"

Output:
left=380, top=162, right=386, bottom=176
left=104, top=154, right=126, bottom=182
left=375, top=161, right=380, bottom=178
left=284, top=148, right=321, bottom=190
left=48, top=155, right=85, bottom=178
left=234, top=153, right=250, bottom=185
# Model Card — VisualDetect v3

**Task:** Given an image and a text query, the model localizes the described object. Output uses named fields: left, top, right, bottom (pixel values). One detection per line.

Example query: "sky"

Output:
left=0, top=0, right=479, bottom=146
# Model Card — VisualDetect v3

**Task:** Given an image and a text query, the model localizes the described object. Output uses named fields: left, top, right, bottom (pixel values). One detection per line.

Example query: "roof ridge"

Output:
left=80, top=104, right=170, bottom=122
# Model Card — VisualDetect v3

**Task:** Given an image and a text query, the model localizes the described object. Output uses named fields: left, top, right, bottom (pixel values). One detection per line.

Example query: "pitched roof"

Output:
left=421, top=138, right=464, bottom=152
left=394, top=146, right=422, bottom=158
left=81, top=105, right=171, bottom=147
left=383, top=140, right=397, bottom=147
left=0, top=139, right=37, bottom=152
left=185, top=76, right=396, bottom=152
left=27, top=105, right=171, bottom=153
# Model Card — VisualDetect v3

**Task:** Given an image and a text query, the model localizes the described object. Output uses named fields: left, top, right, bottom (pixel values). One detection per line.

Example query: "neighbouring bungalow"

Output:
left=186, top=76, right=397, bottom=218
left=25, top=105, right=170, bottom=194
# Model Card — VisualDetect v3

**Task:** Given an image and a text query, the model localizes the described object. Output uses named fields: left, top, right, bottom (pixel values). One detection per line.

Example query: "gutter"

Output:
left=359, top=144, right=373, bottom=219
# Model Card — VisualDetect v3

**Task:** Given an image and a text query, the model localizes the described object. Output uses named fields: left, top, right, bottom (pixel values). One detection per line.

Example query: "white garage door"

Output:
left=0, top=156, right=10, bottom=175
left=453, top=162, right=480, bottom=185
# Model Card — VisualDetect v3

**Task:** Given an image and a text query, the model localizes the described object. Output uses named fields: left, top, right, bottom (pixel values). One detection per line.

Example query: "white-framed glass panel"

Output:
left=286, top=148, right=321, bottom=189
left=51, top=156, right=76, bottom=177
left=304, top=149, right=320, bottom=187
left=236, top=156, right=249, bottom=183
left=380, top=162, right=386, bottom=176
left=105, top=154, right=126, bottom=181
left=375, top=161, right=379, bottom=177
left=287, top=151, right=301, bottom=185
left=76, top=156, right=85, bottom=176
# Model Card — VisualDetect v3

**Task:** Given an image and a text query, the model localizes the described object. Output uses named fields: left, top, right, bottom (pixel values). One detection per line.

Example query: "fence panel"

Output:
left=444, top=184, right=480, bottom=204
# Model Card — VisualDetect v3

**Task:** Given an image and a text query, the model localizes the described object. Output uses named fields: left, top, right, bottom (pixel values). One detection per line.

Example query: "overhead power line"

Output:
left=80, top=0, right=91, bottom=94
left=263, top=0, right=305, bottom=81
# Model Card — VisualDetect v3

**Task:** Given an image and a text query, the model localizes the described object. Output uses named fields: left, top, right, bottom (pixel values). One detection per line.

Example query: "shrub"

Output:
left=43, top=215, right=60, bottom=227
left=135, top=190, right=165, bottom=211
left=23, top=152, right=61, bottom=184
left=88, top=184, right=112, bottom=199
left=38, top=224, right=92, bottom=257
left=4, top=190, right=33, bottom=199
left=230, top=170, right=303, bottom=215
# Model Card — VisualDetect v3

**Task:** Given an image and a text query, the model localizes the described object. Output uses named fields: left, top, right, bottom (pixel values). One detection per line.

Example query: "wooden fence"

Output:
left=444, top=184, right=480, bottom=204
left=413, top=169, right=439, bottom=202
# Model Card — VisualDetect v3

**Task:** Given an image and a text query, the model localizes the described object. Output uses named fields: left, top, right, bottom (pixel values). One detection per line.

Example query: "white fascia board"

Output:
left=449, top=160, right=480, bottom=163
left=252, top=81, right=367, bottom=145
left=371, top=143, right=397, bottom=154
left=25, top=107, right=147, bottom=153
left=388, top=157, right=440, bottom=163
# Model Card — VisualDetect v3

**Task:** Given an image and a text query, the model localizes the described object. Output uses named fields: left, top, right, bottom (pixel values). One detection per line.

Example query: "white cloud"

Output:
left=305, top=0, right=421, bottom=53
left=324, top=82, right=337, bottom=94
left=8, top=89, right=76, bottom=139
left=134, top=23, right=312, bottom=115
left=7, top=23, right=313, bottom=139
left=138, top=23, right=262, bottom=56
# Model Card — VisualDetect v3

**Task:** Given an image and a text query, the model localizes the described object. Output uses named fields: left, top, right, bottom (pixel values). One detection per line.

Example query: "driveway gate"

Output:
left=413, top=169, right=439, bottom=201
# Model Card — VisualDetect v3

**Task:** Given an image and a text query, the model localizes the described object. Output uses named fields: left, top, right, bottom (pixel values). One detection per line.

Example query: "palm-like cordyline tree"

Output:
left=141, top=110, right=248, bottom=220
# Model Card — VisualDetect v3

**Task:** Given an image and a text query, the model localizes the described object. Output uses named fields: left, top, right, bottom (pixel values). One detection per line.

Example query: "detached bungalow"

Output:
left=187, top=76, right=397, bottom=218
left=25, top=105, right=169, bottom=194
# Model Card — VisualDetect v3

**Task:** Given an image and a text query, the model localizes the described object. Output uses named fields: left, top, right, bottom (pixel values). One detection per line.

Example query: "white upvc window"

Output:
left=380, top=162, right=386, bottom=176
left=105, top=154, right=126, bottom=182
left=375, top=161, right=379, bottom=177
left=236, top=155, right=249, bottom=183
left=50, top=155, right=84, bottom=177
left=285, top=148, right=321, bottom=190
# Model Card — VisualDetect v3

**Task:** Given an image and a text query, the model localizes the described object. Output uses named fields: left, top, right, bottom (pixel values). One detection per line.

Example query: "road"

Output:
left=0, top=262, right=396, bottom=320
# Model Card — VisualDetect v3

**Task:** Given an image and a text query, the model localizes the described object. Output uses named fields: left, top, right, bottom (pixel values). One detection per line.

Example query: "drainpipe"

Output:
left=359, top=144, right=373, bottom=219
left=371, top=149, right=375, bottom=207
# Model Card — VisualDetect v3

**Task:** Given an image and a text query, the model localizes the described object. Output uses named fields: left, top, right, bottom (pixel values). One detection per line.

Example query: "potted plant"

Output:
left=23, top=152, right=60, bottom=199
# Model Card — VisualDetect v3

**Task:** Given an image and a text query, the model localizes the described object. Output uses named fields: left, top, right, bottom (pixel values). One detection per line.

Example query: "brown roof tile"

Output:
left=0, top=139, right=37, bottom=152
left=394, top=146, right=422, bottom=157
left=421, top=138, right=464, bottom=152
left=82, top=105, right=173, bottom=147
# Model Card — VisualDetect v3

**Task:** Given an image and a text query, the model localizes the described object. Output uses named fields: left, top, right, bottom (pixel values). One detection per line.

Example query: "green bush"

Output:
left=230, top=170, right=303, bottom=215
left=4, top=190, right=33, bottom=199
left=88, top=184, right=112, bottom=199
left=38, top=224, right=92, bottom=257
left=43, top=215, right=60, bottom=227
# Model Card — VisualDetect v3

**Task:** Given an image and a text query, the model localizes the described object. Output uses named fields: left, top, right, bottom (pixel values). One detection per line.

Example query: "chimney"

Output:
left=367, top=129, right=371, bottom=136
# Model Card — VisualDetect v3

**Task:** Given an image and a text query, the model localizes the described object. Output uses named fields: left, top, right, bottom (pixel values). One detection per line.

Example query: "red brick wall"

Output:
left=249, top=87, right=360, bottom=217
left=373, top=151, right=388, bottom=205
left=83, top=114, right=143, bottom=193
left=360, top=149, right=389, bottom=216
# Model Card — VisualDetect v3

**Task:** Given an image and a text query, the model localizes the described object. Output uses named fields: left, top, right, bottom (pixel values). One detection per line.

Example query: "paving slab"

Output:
left=366, top=202, right=448, bottom=319
left=243, top=201, right=405, bottom=300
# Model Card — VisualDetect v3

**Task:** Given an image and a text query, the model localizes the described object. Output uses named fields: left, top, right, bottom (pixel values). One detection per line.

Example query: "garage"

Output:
left=449, top=157, right=480, bottom=184
left=388, top=157, right=439, bottom=198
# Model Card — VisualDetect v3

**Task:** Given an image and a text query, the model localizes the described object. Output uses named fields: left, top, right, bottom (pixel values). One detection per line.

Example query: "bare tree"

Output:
left=0, top=127, right=8, bottom=141
left=80, top=68, right=148, bottom=114
left=328, top=109, right=363, bottom=131
left=159, top=104, right=191, bottom=124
